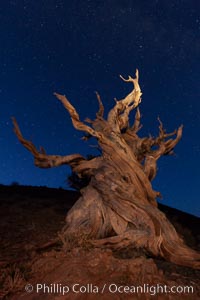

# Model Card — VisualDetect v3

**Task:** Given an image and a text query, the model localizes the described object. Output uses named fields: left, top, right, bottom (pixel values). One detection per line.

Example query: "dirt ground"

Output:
left=0, top=185, right=199, bottom=300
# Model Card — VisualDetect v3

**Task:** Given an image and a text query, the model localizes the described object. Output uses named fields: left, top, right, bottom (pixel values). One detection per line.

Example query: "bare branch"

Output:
left=143, top=144, right=165, bottom=181
left=157, top=117, right=177, bottom=140
left=107, top=70, right=142, bottom=132
left=143, top=125, right=183, bottom=180
left=95, top=91, right=104, bottom=118
left=143, top=121, right=183, bottom=159
left=132, top=108, right=143, bottom=133
left=163, top=125, right=183, bottom=155
left=12, top=117, right=40, bottom=157
left=12, top=117, right=85, bottom=168
left=54, top=93, right=102, bottom=140
left=153, top=120, right=183, bottom=156
left=119, top=69, right=142, bottom=109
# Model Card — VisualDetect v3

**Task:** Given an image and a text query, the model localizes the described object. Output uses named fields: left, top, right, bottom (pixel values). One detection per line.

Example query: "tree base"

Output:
left=60, top=189, right=200, bottom=270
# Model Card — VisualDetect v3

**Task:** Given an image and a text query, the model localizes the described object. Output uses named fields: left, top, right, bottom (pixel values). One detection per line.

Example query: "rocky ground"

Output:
left=0, top=184, right=199, bottom=300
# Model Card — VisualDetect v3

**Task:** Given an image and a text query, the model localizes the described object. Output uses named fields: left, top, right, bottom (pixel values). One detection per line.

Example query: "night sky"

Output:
left=1, top=1, right=200, bottom=216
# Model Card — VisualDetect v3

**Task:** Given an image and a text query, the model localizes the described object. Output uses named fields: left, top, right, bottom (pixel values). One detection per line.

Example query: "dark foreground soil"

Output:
left=0, top=185, right=199, bottom=300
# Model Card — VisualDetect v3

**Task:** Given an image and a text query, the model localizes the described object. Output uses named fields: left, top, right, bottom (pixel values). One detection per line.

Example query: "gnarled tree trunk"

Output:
left=12, top=70, right=200, bottom=269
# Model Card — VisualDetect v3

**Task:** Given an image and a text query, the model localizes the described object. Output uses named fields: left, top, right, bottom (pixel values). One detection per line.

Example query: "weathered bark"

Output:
left=13, top=70, right=200, bottom=269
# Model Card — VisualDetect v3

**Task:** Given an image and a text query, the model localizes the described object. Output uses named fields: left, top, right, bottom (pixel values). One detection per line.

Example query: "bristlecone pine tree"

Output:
left=12, top=70, right=200, bottom=269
